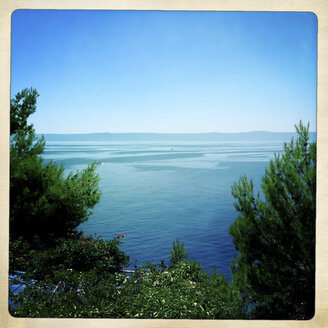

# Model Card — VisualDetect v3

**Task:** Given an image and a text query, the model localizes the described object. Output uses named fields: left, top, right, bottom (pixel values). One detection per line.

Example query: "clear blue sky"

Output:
left=11, top=10, right=317, bottom=133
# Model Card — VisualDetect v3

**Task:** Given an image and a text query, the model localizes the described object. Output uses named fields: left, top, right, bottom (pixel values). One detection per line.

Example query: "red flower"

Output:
left=116, top=234, right=126, bottom=239
left=104, top=257, right=108, bottom=260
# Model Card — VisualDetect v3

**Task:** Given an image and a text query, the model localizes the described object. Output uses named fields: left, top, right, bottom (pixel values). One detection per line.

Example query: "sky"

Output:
left=11, top=10, right=317, bottom=133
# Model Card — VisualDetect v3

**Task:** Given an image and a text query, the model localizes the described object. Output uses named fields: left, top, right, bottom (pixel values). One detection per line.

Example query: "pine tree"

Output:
left=229, top=122, right=315, bottom=319
left=10, top=88, right=101, bottom=247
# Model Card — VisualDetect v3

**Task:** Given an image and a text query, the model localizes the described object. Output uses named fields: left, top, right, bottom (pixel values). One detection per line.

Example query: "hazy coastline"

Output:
left=38, top=131, right=316, bottom=142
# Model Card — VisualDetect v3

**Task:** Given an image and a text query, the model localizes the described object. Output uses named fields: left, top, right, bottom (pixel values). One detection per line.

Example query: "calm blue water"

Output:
left=43, top=140, right=285, bottom=279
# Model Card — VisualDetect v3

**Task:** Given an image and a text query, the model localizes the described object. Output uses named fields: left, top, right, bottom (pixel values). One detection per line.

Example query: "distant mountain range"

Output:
left=38, top=131, right=316, bottom=142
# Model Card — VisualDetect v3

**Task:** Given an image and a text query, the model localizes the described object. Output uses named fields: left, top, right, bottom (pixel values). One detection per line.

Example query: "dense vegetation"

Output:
left=10, top=88, right=101, bottom=246
left=229, top=121, right=316, bottom=319
left=9, top=89, right=315, bottom=319
left=10, top=245, right=243, bottom=318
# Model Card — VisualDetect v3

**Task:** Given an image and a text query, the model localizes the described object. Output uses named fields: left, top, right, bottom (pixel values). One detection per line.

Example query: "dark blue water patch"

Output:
left=44, top=150, right=105, bottom=155
left=102, top=153, right=204, bottom=162
left=45, top=144, right=111, bottom=149
left=219, top=149, right=283, bottom=155
left=132, top=163, right=231, bottom=172
left=111, top=150, right=187, bottom=155
left=132, top=165, right=185, bottom=172
left=44, top=152, right=204, bottom=167
left=226, top=154, right=274, bottom=159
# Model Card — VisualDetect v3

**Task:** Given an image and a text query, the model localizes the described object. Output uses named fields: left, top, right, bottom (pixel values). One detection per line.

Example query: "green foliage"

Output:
left=109, top=262, right=244, bottom=319
left=10, top=269, right=123, bottom=318
left=10, top=88, right=101, bottom=246
left=9, top=239, right=242, bottom=318
left=10, top=234, right=129, bottom=280
left=10, top=88, right=40, bottom=136
left=10, top=88, right=45, bottom=166
left=9, top=234, right=129, bottom=317
left=229, top=121, right=316, bottom=319
left=10, top=260, right=243, bottom=319
left=169, top=239, right=188, bottom=265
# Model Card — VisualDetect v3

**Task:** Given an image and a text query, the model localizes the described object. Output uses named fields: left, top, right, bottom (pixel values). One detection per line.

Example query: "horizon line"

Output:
left=35, top=130, right=316, bottom=135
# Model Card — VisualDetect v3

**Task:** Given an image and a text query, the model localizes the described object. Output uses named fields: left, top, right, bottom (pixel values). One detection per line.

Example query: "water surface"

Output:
left=43, top=140, right=285, bottom=279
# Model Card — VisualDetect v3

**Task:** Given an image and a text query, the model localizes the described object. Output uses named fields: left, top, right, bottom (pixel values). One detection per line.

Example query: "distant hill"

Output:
left=38, top=131, right=316, bottom=142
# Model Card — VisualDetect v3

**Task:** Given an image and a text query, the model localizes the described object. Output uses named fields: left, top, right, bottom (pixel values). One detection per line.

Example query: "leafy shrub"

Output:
left=10, top=269, right=125, bottom=318
left=10, top=234, right=129, bottom=281
left=9, top=240, right=243, bottom=319
left=10, top=261, right=243, bottom=319
left=109, top=261, right=244, bottom=319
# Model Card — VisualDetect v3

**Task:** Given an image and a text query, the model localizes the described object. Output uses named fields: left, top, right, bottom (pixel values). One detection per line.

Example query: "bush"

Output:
left=10, top=234, right=129, bottom=281
left=109, top=261, right=244, bottom=319
left=9, top=234, right=129, bottom=317
left=10, top=269, right=124, bottom=318
left=9, top=241, right=243, bottom=319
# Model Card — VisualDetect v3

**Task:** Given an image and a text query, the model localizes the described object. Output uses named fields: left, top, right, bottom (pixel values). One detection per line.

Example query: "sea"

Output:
left=42, top=133, right=312, bottom=280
